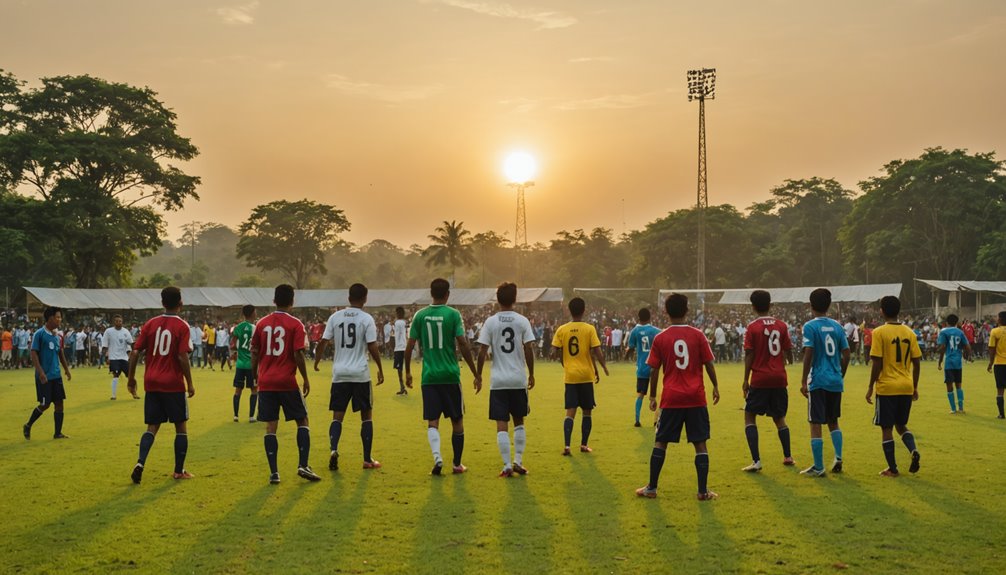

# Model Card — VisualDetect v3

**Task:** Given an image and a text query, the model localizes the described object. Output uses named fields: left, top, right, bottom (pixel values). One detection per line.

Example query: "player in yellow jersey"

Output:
left=987, top=311, right=1006, bottom=419
left=552, top=297, right=608, bottom=455
left=866, top=296, right=922, bottom=477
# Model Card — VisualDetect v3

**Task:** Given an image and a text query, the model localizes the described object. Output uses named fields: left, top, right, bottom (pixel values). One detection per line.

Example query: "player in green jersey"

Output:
left=231, top=305, right=258, bottom=422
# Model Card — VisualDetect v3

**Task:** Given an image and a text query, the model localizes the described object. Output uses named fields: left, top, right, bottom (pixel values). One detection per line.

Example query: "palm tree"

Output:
left=423, top=220, right=477, bottom=284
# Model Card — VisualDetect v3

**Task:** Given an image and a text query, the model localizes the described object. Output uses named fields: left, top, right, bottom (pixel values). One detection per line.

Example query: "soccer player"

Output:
left=552, top=297, right=609, bottom=455
left=799, top=288, right=850, bottom=477
left=22, top=307, right=72, bottom=440
left=253, top=284, right=320, bottom=484
left=393, top=306, right=408, bottom=395
left=866, top=296, right=922, bottom=476
left=231, top=305, right=258, bottom=422
left=741, top=290, right=795, bottom=472
left=127, top=287, right=195, bottom=482
left=625, top=308, right=661, bottom=428
left=988, top=311, right=1006, bottom=419
left=102, top=315, right=136, bottom=400
left=404, top=278, right=481, bottom=475
left=203, top=321, right=216, bottom=371
left=2, top=326, right=13, bottom=369
left=216, top=322, right=232, bottom=371
left=314, top=283, right=385, bottom=472
left=17, top=325, right=31, bottom=369
left=476, top=282, right=536, bottom=477
left=635, top=293, right=720, bottom=500
left=936, top=314, right=972, bottom=414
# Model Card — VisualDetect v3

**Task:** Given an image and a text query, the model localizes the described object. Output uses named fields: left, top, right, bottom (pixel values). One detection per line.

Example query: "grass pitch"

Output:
left=1, top=358, right=1005, bottom=574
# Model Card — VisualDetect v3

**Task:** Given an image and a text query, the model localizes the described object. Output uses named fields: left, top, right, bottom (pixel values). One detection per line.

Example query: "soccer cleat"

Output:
left=634, top=421, right=641, bottom=427
left=172, top=470, right=194, bottom=480
left=363, top=460, right=382, bottom=470
left=949, top=410, right=957, bottom=415
left=512, top=463, right=529, bottom=476
left=329, top=452, right=339, bottom=471
left=782, top=457, right=796, bottom=466
left=562, top=447, right=571, bottom=456
left=53, top=433, right=69, bottom=439
left=452, top=464, right=467, bottom=474
left=800, top=466, right=826, bottom=478
left=579, top=445, right=593, bottom=453
left=233, top=416, right=239, bottom=422
left=998, top=415, right=1005, bottom=420
left=831, top=458, right=843, bottom=474
left=879, top=468, right=900, bottom=477
left=297, top=466, right=322, bottom=482
left=131, top=463, right=144, bottom=484
left=269, top=472, right=281, bottom=484
left=132, top=393, right=141, bottom=400
left=909, top=451, right=921, bottom=474
left=22, top=424, right=30, bottom=440
left=696, top=491, right=719, bottom=501
left=742, top=461, right=762, bottom=473
left=110, top=397, right=117, bottom=400
left=431, top=460, right=444, bottom=476
left=249, top=417, right=257, bottom=423
left=499, top=467, right=513, bottom=478
left=635, top=486, right=657, bottom=499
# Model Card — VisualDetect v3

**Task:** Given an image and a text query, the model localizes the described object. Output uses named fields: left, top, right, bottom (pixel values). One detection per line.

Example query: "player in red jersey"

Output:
left=127, top=287, right=195, bottom=483
left=636, top=293, right=720, bottom=500
left=741, top=290, right=794, bottom=472
left=252, top=284, right=319, bottom=484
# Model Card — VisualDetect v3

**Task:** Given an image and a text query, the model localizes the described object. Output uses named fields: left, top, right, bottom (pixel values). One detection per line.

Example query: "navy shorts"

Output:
left=233, top=368, right=256, bottom=389
left=656, top=406, right=710, bottom=444
left=257, top=390, right=308, bottom=422
left=943, top=369, right=962, bottom=385
left=35, top=377, right=67, bottom=406
left=873, top=395, right=913, bottom=427
left=995, top=365, right=1006, bottom=390
left=807, top=389, right=842, bottom=424
left=393, top=351, right=405, bottom=370
left=636, top=377, right=650, bottom=395
left=330, top=381, right=373, bottom=413
left=215, top=347, right=229, bottom=360
left=144, top=391, right=188, bottom=425
left=488, top=388, right=530, bottom=421
left=745, top=387, right=788, bottom=419
left=564, top=383, right=596, bottom=410
left=422, top=384, right=464, bottom=421
left=108, top=359, right=129, bottom=376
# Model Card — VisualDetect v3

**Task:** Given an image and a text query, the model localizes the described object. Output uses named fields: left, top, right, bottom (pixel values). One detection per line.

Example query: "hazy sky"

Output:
left=3, top=0, right=1005, bottom=248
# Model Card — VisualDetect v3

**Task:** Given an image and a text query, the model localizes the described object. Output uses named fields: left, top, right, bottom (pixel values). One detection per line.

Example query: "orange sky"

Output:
left=3, top=0, right=1005, bottom=248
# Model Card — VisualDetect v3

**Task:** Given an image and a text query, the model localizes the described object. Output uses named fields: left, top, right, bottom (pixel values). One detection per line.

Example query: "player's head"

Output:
left=664, top=293, right=688, bottom=319
left=496, top=282, right=517, bottom=307
left=113, top=314, right=123, bottom=328
left=637, top=308, right=651, bottom=323
left=395, top=306, right=405, bottom=319
left=241, top=304, right=256, bottom=320
left=430, top=278, right=450, bottom=301
left=809, top=288, right=831, bottom=314
left=348, top=283, right=368, bottom=305
left=274, top=284, right=295, bottom=308
left=880, top=295, right=901, bottom=319
left=161, top=286, right=182, bottom=311
left=998, top=311, right=1006, bottom=326
left=43, top=306, right=62, bottom=327
left=568, top=297, right=585, bottom=318
left=750, top=290, right=771, bottom=314
left=946, top=313, right=959, bottom=326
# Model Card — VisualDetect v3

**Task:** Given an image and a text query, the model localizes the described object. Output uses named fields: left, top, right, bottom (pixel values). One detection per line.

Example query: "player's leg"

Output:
left=264, top=419, right=281, bottom=480
left=827, top=419, right=843, bottom=471
left=233, top=386, right=243, bottom=421
left=24, top=398, right=51, bottom=438
left=52, top=399, right=66, bottom=438
left=132, top=422, right=161, bottom=483
left=496, top=419, right=512, bottom=475
left=563, top=384, right=577, bottom=454
left=896, top=395, right=920, bottom=472
left=690, top=408, right=716, bottom=499
left=955, top=378, right=964, bottom=413
left=772, top=416, right=794, bottom=465
left=110, top=364, right=118, bottom=400
left=995, top=366, right=1006, bottom=418
left=171, top=419, right=192, bottom=478
left=329, top=410, right=346, bottom=469
left=248, top=385, right=258, bottom=422
left=580, top=408, right=593, bottom=452
left=692, top=440, right=716, bottom=500
left=802, top=390, right=826, bottom=475
left=945, top=375, right=957, bottom=413
left=742, top=410, right=761, bottom=471
left=423, top=386, right=445, bottom=473
left=637, top=407, right=677, bottom=497
left=450, top=416, right=465, bottom=472
left=512, top=413, right=527, bottom=474
left=360, top=407, right=379, bottom=468
left=634, top=377, right=647, bottom=426
left=880, top=423, right=898, bottom=475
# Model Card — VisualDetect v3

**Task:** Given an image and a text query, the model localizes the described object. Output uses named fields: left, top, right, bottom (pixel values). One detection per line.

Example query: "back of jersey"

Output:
left=478, top=311, right=534, bottom=390
left=325, top=308, right=377, bottom=383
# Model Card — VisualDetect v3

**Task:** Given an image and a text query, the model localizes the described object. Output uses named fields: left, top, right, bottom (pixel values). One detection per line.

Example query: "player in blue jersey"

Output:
left=625, top=308, right=662, bottom=428
left=799, top=289, right=850, bottom=477
left=936, top=314, right=972, bottom=414
left=22, top=307, right=73, bottom=440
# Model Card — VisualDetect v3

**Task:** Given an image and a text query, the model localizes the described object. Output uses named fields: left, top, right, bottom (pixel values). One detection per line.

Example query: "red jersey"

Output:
left=743, top=317, right=792, bottom=388
left=962, top=323, right=975, bottom=344
left=863, top=327, right=873, bottom=347
left=646, top=325, right=715, bottom=409
left=253, top=311, right=306, bottom=391
left=308, top=322, right=324, bottom=343
left=135, top=315, right=192, bottom=393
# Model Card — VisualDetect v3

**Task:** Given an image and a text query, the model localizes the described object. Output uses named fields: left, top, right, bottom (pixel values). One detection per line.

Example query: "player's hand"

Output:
left=742, top=381, right=750, bottom=399
left=377, top=372, right=384, bottom=385
left=474, top=375, right=482, bottom=394
left=912, top=390, right=919, bottom=401
left=65, top=370, right=72, bottom=382
left=937, top=363, right=942, bottom=371
left=127, top=378, right=137, bottom=395
left=187, top=384, right=195, bottom=398
left=594, top=371, right=600, bottom=384
left=302, top=379, right=311, bottom=397
left=989, top=365, right=994, bottom=373
left=405, top=373, right=413, bottom=388
left=800, top=382, right=809, bottom=398
left=313, top=360, right=320, bottom=372
left=37, top=372, right=47, bottom=385
left=602, top=365, right=610, bottom=377
left=865, top=389, right=873, bottom=404
left=649, top=397, right=657, bottom=412
left=712, top=386, right=720, bottom=405
left=527, top=374, right=535, bottom=390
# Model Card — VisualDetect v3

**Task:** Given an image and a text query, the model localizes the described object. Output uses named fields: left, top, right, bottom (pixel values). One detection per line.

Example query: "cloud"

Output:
left=554, top=93, right=653, bottom=111
left=497, top=97, right=541, bottom=113
left=216, top=1, right=259, bottom=25
left=568, top=56, right=614, bottom=63
left=425, top=0, right=577, bottom=29
left=325, top=74, right=443, bottom=103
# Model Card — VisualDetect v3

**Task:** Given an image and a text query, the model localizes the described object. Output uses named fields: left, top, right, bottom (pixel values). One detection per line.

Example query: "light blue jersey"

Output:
left=31, top=328, right=63, bottom=381
left=627, top=324, right=662, bottom=379
left=802, top=317, right=848, bottom=392
left=937, top=327, right=967, bottom=370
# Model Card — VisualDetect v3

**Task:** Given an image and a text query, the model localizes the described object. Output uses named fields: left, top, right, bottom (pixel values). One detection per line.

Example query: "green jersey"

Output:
left=409, top=305, right=465, bottom=385
left=233, top=321, right=255, bottom=370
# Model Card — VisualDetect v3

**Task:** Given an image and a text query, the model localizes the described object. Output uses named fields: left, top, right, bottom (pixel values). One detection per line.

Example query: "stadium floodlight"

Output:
left=687, top=68, right=716, bottom=102
left=687, top=68, right=716, bottom=292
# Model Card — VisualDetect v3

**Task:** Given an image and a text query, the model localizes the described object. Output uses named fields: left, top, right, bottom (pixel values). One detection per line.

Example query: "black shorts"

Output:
left=35, top=377, right=66, bottom=406
left=215, top=347, right=229, bottom=360
left=943, top=369, right=962, bottom=385
left=393, top=351, right=405, bottom=370
left=257, top=390, right=308, bottom=422
left=655, top=406, right=710, bottom=444
left=873, top=395, right=913, bottom=427
left=636, top=377, right=650, bottom=395
left=745, top=387, right=788, bottom=418
left=995, top=365, right=1006, bottom=390
left=330, top=381, right=373, bottom=413
left=489, top=388, right=530, bottom=421
left=233, top=368, right=256, bottom=389
left=144, top=391, right=188, bottom=425
left=422, top=384, right=464, bottom=421
left=108, top=359, right=129, bottom=376
left=807, top=389, right=842, bottom=424
left=564, top=383, right=596, bottom=410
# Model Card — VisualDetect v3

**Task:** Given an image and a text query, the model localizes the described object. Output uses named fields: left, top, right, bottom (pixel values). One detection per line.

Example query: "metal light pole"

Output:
left=687, top=68, right=716, bottom=290
left=509, top=181, right=534, bottom=281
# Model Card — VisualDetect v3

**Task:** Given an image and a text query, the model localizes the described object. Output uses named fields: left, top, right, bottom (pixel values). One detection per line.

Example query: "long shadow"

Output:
left=408, top=474, right=477, bottom=574
left=499, top=477, right=555, bottom=573
left=564, top=456, right=627, bottom=573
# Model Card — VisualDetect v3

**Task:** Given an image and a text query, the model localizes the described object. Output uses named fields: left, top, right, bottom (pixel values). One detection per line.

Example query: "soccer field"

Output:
left=2, top=360, right=1005, bottom=574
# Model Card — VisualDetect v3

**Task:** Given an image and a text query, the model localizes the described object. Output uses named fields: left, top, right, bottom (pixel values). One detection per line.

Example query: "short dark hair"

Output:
left=665, top=293, right=688, bottom=318
left=750, top=290, right=771, bottom=314
left=638, top=308, right=651, bottom=323
left=113, top=314, right=123, bottom=321
left=946, top=313, right=959, bottom=326
left=809, top=288, right=831, bottom=313
left=395, top=306, right=405, bottom=318
left=568, top=297, right=585, bottom=317
left=497, top=282, right=517, bottom=307
left=43, top=306, right=61, bottom=321
left=430, top=278, right=450, bottom=300
left=349, top=283, right=368, bottom=303
left=998, top=311, right=1006, bottom=325
left=242, top=304, right=255, bottom=318
left=880, top=295, right=901, bottom=318
left=161, top=286, right=182, bottom=310
left=274, top=284, right=295, bottom=307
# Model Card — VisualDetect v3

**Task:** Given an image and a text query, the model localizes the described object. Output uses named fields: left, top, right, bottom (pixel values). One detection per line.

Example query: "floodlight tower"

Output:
left=508, top=181, right=533, bottom=281
left=687, top=68, right=715, bottom=290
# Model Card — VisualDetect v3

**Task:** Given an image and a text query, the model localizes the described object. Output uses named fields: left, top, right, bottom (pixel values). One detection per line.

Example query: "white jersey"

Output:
left=610, top=328, right=623, bottom=348
left=75, top=331, right=87, bottom=350
left=190, top=325, right=203, bottom=347
left=843, top=322, right=859, bottom=344
left=477, top=310, right=535, bottom=390
left=394, top=319, right=407, bottom=351
left=216, top=328, right=230, bottom=347
left=102, top=326, right=134, bottom=361
left=323, top=307, right=378, bottom=383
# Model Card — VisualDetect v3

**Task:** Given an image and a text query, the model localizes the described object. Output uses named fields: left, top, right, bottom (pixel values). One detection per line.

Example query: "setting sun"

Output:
left=503, top=151, right=537, bottom=184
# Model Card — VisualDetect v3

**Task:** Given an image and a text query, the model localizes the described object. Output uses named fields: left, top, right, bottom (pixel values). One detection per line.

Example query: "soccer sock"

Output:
left=497, top=431, right=511, bottom=468
left=947, top=392, right=957, bottom=411
left=513, top=425, right=526, bottom=465
left=649, top=447, right=666, bottom=489
left=26, top=407, right=43, bottom=428
left=296, top=426, right=311, bottom=468
left=634, top=397, right=643, bottom=423
left=997, top=396, right=1004, bottom=417
left=745, top=424, right=760, bottom=462
left=249, top=393, right=258, bottom=418
left=811, top=438, right=824, bottom=470
left=329, top=420, right=343, bottom=453
left=361, top=420, right=374, bottom=462
left=54, top=411, right=64, bottom=436
left=138, top=431, right=155, bottom=464
left=581, top=416, right=592, bottom=446
left=695, top=452, right=710, bottom=494
left=427, top=427, right=442, bottom=462
left=451, top=433, right=464, bottom=467
left=111, top=377, right=118, bottom=398
left=956, top=388, right=964, bottom=410
left=233, top=395, right=241, bottom=418
left=563, top=417, right=573, bottom=448
left=173, top=434, right=188, bottom=474
left=778, top=427, right=792, bottom=458
left=882, top=439, right=898, bottom=472
left=264, top=433, right=279, bottom=474
left=901, top=431, right=917, bottom=453
left=830, top=429, right=843, bottom=461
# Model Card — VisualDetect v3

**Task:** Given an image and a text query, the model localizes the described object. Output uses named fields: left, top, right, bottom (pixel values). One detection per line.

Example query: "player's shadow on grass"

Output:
left=499, top=478, right=555, bottom=573
left=296, top=468, right=373, bottom=562
left=565, top=456, right=629, bottom=572
left=410, top=474, right=477, bottom=573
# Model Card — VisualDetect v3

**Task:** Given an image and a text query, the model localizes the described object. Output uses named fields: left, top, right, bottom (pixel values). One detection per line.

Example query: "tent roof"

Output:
left=916, top=279, right=1006, bottom=295
left=659, top=284, right=903, bottom=305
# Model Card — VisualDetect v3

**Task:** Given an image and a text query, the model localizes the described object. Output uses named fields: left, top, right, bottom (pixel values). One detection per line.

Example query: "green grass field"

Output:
left=1, top=358, right=1005, bottom=574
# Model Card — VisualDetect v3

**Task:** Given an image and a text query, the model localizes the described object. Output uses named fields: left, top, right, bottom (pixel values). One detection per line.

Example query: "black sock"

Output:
left=264, top=434, right=279, bottom=474
left=695, top=453, right=710, bottom=494
left=778, top=427, right=791, bottom=458
left=138, top=431, right=155, bottom=465
left=361, top=420, right=374, bottom=462
left=745, top=424, right=760, bottom=462
left=451, top=432, right=464, bottom=467
left=901, top=431, right=917, bottom=453
left=649, top=447, right=666, bottom=489
left=296, top=426, right=311, bottom=468
left=581, top=416, right=592, bottom=446
left=233, top=395, right=240, bottom=417
left=998, top=396, right=1005, bottom=417
left=53, top=411, right=64, bottom=436
left=563, top=417, right=573, bottom=448
left=26, top=407, right=43, bottom=428
left=882, top=440, right=898, bottom=472
left=249, top=394, right=257, bottom=418
left=329, top=420, right=343, bottom=452
left=174, top=434, right=188, bottom=474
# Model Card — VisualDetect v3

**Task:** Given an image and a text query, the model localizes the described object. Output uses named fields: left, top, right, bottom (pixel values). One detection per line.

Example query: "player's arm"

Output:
left=936, top=343, right=946, bottom=370
left=705, top=360, right=720, bottom=405
left=800, top=347, right=813, bottom=397
left=57, top=346, right=71, bottom=381
left=250, top=337, right=260, bottom=378
left=911, top=357, right=921, bottom=401
left=590, top=346, right=609, bottom=379
left=126, top=348, right=142, bottom=395
left=988, top=335, right=997, bottom=372
left=962, top=340, right=972, bottom=362
left=313, top=338, right=329, bottom=371
left=456, top=335, right=482, bottom=393
left=522, top=340, right=536, bottom=389
left=742, top=348, right=754, bottom=397
left=367, top=341, right=384, bottom=385
left=551, top=345, right=563, bottom=364
left=648, top=368, right=660, bottom=411
left=178, top=347, right=194, bottom=397
left=475, top=343, right=488, bottom=380
left=295, top=349, right=310, bottom=397
left=840, top=347, right=850, bottom=377
left=30, top=348, right=46, bottom=384
left=866, top=356, right=882, bottom=404
left=403, top=337, right=416, bottom=387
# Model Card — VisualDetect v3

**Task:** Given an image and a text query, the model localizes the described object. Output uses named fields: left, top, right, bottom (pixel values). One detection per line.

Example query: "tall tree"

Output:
left=423, top=220, right=476, bottom=284
left=237, top=199, right=350, bottom=289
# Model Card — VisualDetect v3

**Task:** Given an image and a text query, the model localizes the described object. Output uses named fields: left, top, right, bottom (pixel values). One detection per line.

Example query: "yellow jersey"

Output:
left=552, top=321, right=601, bottom=384
left=990, top=326, right=1006, bottom=365
left=204, top=325, right=216, bottom=345
left=870, top=322, right=921, bottom=396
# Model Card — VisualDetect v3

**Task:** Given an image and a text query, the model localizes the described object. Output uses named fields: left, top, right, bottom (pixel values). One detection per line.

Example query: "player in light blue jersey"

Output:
left=799, top=288, right=850, bottom=477
left=936, top=314, right=972, bottom=414
left=625, top=308, right=662, bottom=427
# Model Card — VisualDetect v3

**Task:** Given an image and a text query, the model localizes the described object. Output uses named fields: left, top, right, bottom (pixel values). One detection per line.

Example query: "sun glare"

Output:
left=503, top=151, right=537, bottom=183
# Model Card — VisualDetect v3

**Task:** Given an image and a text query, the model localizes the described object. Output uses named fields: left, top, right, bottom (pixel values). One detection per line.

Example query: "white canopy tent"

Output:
left=658, top=284, right=903, bottom=306
left=915, top=279, right=1006, bottom=319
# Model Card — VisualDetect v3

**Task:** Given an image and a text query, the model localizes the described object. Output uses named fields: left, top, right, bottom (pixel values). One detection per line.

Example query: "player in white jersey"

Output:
left=393, top=307, right=408, bottom=395
left=476, top=282, right=536, bottom=477
left=101, top=315, right=136, bottom=400
left=314, top=283, right=385, bottom=471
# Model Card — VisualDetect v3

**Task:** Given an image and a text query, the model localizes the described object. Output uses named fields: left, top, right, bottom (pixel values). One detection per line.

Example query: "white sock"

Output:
left=111, top=377, right=118, bottom=398
left=497, top=431, right=511, bottom=468
left=514, top=425, right=526, bottom=465
left=427, top=427, right=442, bottom=463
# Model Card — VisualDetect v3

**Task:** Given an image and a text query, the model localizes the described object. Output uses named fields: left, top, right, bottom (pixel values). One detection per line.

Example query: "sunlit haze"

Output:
left=504, top=152, right=537, bottom=184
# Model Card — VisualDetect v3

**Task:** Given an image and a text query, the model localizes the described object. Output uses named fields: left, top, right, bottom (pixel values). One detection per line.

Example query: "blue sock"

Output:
left=264, top=433, right=279, bottom=474
left=648, top=447, right=665, bottom=489
left=329, top=420, right=343, bottom=452
left=745, top=424, right=760, bottom=462
left=811, top=438, right=824, bottom=470
left=451, top=433, right=464, bottom=467
left=563, top=417, right=573, bottom=448
left=778, top=427, right=791, bottom=458
left=54, top=411, right=64, bottom=436
left=830, top=429, right=843, bottom=461
left=173, top=434, right=188, bottom=474
left=634, top=397, right=643, bottom=423
left=581, top=416, right=592, bottom=446
left=901, top=431, right=917, bottom=453
left=695, top=453, right=710, bottom=494
left=361, top=420, right=374, bottom=462
left=296, top=427, right=311, bottom=468
left=883, top=439, right=898, bottom=472
left=956, top=388, right=964, bottom=410
left=947, top=392, right=957, bottom=411
left=138, top=431, right=155, bottom=465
